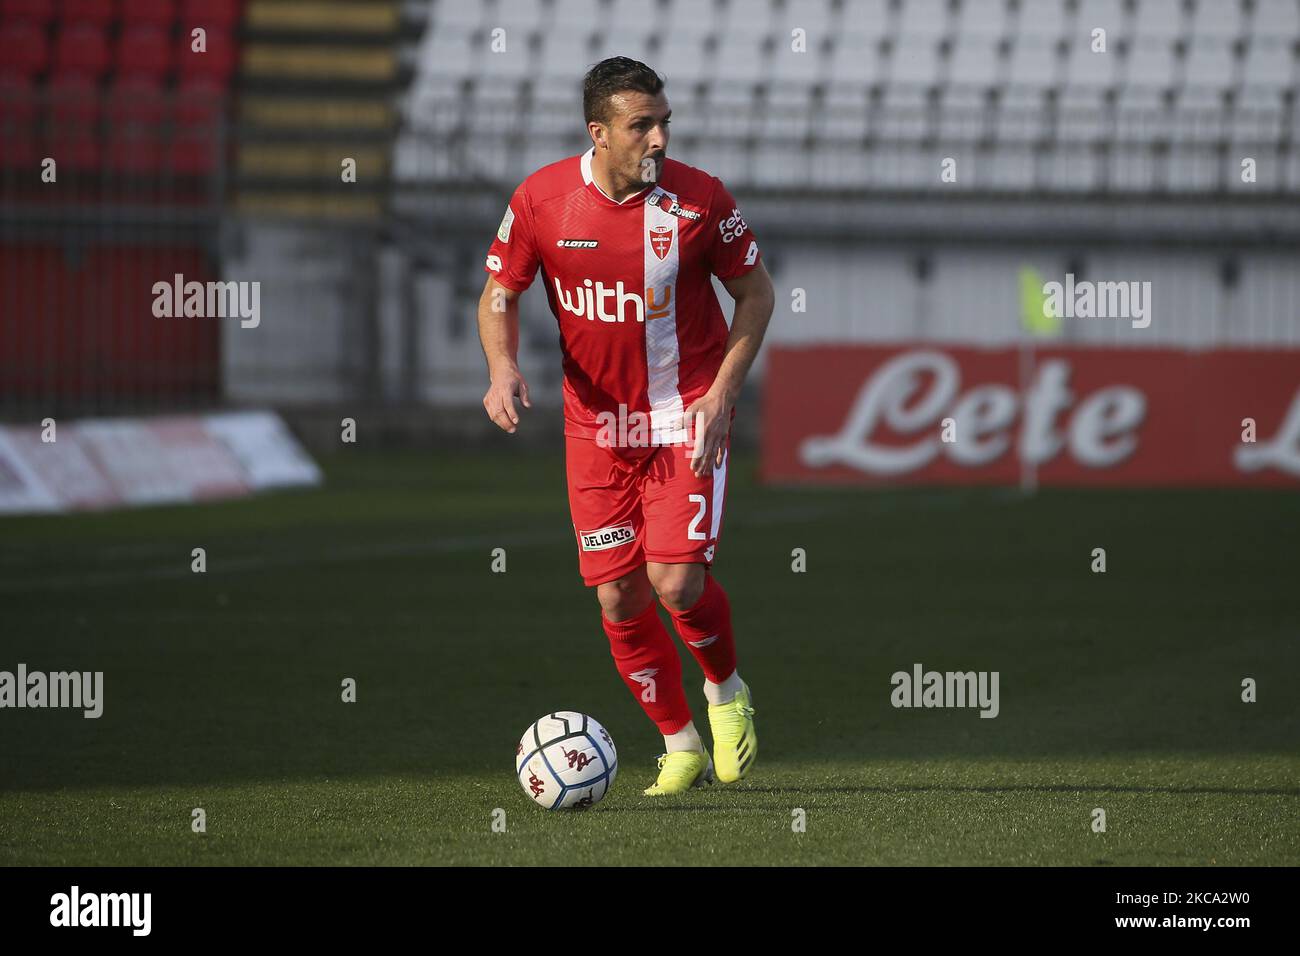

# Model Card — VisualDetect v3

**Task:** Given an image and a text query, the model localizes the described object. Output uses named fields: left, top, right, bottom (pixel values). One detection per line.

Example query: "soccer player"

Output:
left=477, top=57, right=774, bottom=796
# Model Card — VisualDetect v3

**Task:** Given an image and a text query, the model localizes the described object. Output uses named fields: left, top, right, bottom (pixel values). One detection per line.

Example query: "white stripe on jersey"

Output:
left=645, top=184, right=685, bottom=445
left=704, top=446, right=728, bottom=562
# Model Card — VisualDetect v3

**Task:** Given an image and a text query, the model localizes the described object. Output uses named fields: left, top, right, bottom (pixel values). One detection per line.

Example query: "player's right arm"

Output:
left=479, top=186, right=541, bottom=434
left=478, top=276, right=531, bottom=435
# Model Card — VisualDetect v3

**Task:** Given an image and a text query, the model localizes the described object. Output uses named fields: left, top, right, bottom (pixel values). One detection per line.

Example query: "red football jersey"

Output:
left=484, top=147, right=761, bottom=442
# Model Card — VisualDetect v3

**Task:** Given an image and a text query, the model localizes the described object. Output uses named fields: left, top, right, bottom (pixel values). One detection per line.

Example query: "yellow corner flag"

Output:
left=1019, top=266, right=1061, bottom=337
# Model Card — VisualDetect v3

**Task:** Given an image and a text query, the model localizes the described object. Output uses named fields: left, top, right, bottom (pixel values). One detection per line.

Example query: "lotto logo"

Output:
left=486, top=255, right=502, bottom=271
left=718, top=208, right=748, bottom=243
left=580, top=522, right=637, bottom=551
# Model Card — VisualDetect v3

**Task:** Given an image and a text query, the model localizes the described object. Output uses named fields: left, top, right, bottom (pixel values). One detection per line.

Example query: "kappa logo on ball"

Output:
left=649, top=225, right=674, bottom=260
left=580, top=522, right=636, bottom=551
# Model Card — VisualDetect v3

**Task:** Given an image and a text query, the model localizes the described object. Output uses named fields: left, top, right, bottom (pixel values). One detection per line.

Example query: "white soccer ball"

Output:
left=516, top=711, right=618, bottom=810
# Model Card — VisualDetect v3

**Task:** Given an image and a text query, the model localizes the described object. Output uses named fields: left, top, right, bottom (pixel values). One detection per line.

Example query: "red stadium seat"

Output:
left=2, top=0, right=56, bottom=25
left=172, top=73, right=223, bottom=173
left=0, top=74, right=39, bottom=168
left=180, top=0, right=238, bottom=28
left=120, top=0, right=173, bottom=26
left=0, top=20, right=49, bottom=78
left=177, top=26, right=234, bottom=82
left=54, top=22, right=109, bottom=78
left=58, top=0, right=114, bottom=26
left=115, top=24, right=173, bottom=79
left=46, top=73, right=101, bottom=170
left=107, top=75, right=166, bottom=172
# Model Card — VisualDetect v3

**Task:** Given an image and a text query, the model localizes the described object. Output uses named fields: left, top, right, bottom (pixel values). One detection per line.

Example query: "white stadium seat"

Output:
left=1181, top=38, right=1239, bottom=103
left=1016, top=0, right=1069, bottom=41
left=896, top=0, right=953, bottom=39
left=1249, top=0, right=1300, bottom=40
left=1241, top=38, right=1296, bottom=93
left=947, top=34, right=1003, bottom=88
left=1190, top=0, right=1246, bottom=38
left=1131, top=0, right=1187, bottom=42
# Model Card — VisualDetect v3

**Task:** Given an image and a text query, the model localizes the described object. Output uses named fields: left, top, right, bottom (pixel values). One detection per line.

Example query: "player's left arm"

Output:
left=686, top=260, right=775, bottom=477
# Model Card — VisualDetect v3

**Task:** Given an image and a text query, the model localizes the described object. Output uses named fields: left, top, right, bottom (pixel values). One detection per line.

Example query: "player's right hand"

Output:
left=483, top=369, right=532, bottom=434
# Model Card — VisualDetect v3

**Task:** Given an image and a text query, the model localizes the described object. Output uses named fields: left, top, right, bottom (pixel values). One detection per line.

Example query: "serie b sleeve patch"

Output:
left=497, top=206, right=516, bottom=243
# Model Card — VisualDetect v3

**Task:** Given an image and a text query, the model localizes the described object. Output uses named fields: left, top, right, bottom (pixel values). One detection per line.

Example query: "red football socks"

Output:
left=661, top=573, right=737, bottom=685
left=602, top=600, right=692, bottom=735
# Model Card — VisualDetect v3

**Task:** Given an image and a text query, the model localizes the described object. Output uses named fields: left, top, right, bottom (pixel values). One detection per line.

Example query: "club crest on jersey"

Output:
left=649, top=225, right=674, bottom=260
left=580, top=522, right=637, bottom=552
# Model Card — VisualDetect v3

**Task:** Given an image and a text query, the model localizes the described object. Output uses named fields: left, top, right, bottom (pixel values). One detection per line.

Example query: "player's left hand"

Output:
left=684, top=388, right=733, bottom=477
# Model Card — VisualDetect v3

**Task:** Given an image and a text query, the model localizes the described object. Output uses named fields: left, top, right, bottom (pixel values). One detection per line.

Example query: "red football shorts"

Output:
left=566, top=428, right=732, bottom=587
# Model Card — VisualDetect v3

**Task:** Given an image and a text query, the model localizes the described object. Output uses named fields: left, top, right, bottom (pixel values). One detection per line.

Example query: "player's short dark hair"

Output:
left=583, top=57, right=665, bottom=126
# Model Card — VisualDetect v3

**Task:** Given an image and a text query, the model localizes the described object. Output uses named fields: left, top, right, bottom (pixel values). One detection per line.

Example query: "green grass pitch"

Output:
left=1, top=449, right=1297, bottom=866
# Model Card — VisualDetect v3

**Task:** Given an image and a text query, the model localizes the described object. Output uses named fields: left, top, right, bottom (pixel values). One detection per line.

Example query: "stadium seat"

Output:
left=54, top=22, right=110, bottom=78
left=1016, top=0, right=1068, bottom=41
left=946, top=34, right=1002, bottom=90
left=656, top=30, right=709, bottom=85
left=595, top=27, right=655, bottom=66
left=1, top=0, right=56, bottom=25
left=1191, top=0, right=1246, bottom=39
left=952, top=0, right=1007, bottom=39
left=429, top=0, right=484, bottom=31
left=1250, top=0, right=1300, bottom=40
left=487, top=0, right=548, bottom=34
left=844, top=0, right=891, bottom=41
left=1180, top=38, right=1239, bottom=106
left=552, top=0, right=603, bottom=30
left=1241, top=37, right=1295, bottom=97
left=1123, top=37, right=1179, bottom=103
left=106, top=74, right=167, bottom=172
left=172, top=75, right=224, bottom=174
left=1132, top=0, right=1186, bottom=42
left=58, top=0, right=113, bottom=26
left=177, top=26, right=235, bottom=81
left=116, top=24, right=173, bottom=79
left=888, top=36, right=942, bottom=89
left=0, top=74, right=39, bottom=168
left=46, top=73, right=101, bottom=169
left=179, top=0, right=238, bottom=28
left=713, top=32, right=769, bottom=87
left=120, top=0, right=174, bottom=27
left=827, top=31, right=883, bottom=88
left=0, top=19, right=49, bottom=77
left=897, top=0, right=951, bottom=39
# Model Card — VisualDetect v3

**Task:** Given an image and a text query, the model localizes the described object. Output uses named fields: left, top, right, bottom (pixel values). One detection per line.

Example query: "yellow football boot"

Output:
left=707, top=682, right=756, bottom=783
left=643, top=750, right=715, bottom=796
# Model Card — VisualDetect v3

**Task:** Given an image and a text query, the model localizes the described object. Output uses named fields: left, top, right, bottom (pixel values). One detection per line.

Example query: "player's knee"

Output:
left=650, top=566, right=704, bottom=612
left=595, top=572, right=652, bottom=622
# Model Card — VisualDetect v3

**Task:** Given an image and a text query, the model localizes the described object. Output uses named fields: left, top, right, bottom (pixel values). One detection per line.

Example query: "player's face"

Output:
left=600, top=91, right=671, bottom=188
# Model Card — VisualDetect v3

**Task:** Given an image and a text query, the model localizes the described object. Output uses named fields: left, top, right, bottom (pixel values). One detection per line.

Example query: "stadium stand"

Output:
left=3, top=0, right=1298, bottom=418
left=400, top=0, right=1300, bottom=195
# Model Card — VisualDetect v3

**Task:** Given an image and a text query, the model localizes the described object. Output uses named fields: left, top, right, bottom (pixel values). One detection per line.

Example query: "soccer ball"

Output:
left=516, top=711, right=618, bottom=810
